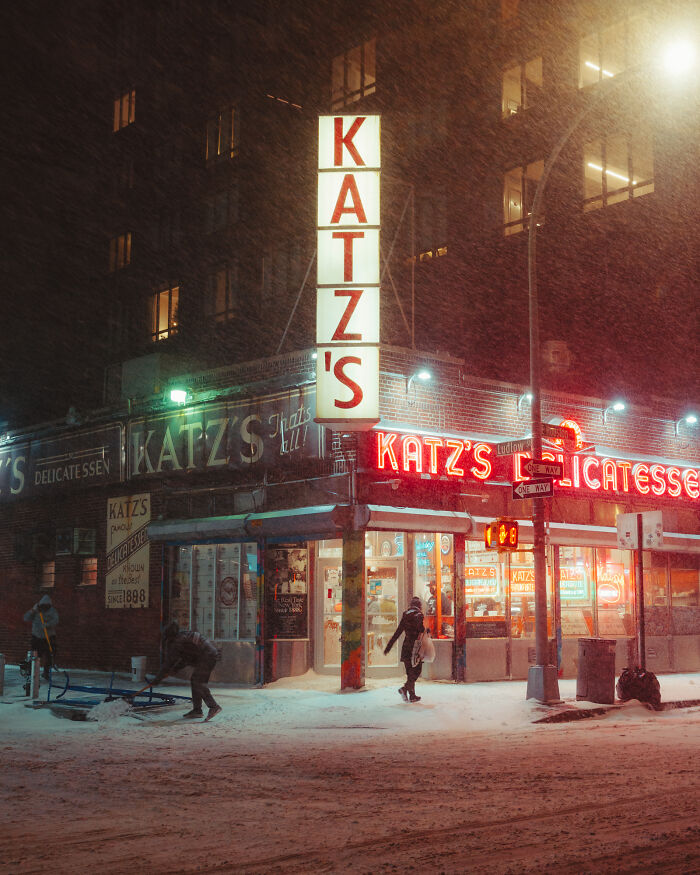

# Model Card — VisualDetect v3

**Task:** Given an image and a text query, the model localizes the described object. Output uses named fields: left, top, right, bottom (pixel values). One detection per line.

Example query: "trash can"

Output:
left=576, top=638, right=616, bottom=704
left=131, top=656, right=147, bottom=683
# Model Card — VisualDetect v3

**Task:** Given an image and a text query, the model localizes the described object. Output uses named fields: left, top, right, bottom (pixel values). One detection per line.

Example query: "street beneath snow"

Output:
left=1, top=671, right=699, bottom=874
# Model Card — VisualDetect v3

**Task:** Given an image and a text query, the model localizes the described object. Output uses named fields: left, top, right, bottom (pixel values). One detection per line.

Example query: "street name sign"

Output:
left=542, top=423, right=576, bottom=441
left=512, top=478, right=554, bottom=500
left=522, top=458, right=563, bottom=479
left=496, top=437, right=532, bottom=456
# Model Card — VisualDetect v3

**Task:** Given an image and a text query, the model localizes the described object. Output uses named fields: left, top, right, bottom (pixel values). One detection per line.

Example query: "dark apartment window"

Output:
left=206, top=106, right=236, bottom=162
left=204, top=183, right=239, bottom=233
left=151, top=284, right=180, bottom=341
left=113, top=89, right=136, bottom=131
left=331, top=38, right=376, bottom=109
left=502, top=57, right=543, bottom=117
left=109, top=232, right=132, bottom=271
left=579, top=13, right=651, bottom=88
left=205, top=264, right=238, bottom=323
left=115, top=158, right=135, bottom=197
left=501, top=0, right=519, bottom=22
left=80, top=557, right=98, bottom=587
left=583, top=133, right=654, bottom=211
left=151, top=210, right=182, bottom=251
left=503, top=160, right=544, bottom=235
left=40, top=561, right=55, bottom=589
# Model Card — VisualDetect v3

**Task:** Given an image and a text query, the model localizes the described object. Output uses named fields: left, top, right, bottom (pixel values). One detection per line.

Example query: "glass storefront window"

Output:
left=670, top=553, right=700, bottom=636
left=168, top=543, right=257, bottom=640
left=558, top=546, right=595, bottom=637
left=595, top=547, right=633, bottom=638
left=414, top=532, right=454, bottom=639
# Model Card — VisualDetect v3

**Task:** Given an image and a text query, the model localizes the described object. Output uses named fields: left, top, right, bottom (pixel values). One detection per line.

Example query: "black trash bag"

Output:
left=616, top=667, right=662, bottom=711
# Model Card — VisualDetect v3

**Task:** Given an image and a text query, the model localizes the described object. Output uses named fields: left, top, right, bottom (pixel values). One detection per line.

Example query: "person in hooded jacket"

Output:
left=384, top=596, right=425, bottom=703
left=24, top=594, right=59, bottom=680
left=151, top=622, right=222, bottom=721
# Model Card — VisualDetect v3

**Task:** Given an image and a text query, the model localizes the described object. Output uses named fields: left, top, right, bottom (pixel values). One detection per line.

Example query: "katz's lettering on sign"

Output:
left=316, top=114, right=381, bottom=430
left=364, top=429, right=700, bottom=504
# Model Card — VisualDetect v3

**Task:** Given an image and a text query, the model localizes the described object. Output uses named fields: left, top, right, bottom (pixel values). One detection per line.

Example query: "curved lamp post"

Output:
left=525, top=44, right=695, bottom=702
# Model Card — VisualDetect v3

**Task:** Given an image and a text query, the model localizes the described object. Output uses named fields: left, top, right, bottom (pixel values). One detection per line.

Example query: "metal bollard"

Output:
left=31, top=651, right=41, bottom=700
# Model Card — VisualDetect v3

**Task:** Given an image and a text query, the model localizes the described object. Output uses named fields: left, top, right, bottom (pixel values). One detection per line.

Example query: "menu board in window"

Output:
left=266, top=547, right=309, bottom=639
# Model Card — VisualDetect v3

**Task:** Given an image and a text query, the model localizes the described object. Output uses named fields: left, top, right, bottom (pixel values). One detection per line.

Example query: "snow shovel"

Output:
left=122, top=680, right=155, bottom=703
left=38, top=610, right=63, bottom=676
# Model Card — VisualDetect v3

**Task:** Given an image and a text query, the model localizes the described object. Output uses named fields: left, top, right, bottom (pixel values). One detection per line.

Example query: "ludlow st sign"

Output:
left=316, top=114, right=381, bottom=430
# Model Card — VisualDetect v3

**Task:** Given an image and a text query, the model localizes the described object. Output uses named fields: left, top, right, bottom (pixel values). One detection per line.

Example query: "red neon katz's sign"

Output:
left=371, top=430, right=700, bottom=502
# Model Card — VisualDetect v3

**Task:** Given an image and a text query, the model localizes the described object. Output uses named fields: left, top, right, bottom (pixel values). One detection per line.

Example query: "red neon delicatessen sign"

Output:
left=373, top=430, right=700, bottom=501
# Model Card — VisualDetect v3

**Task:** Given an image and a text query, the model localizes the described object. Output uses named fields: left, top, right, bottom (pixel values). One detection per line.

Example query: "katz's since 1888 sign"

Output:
left=106, top=493, right=151, bottom=609
left=316, top=114, right=380, bottom=429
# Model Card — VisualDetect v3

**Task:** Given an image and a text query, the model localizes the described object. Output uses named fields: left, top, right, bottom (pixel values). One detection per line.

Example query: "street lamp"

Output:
left=603, top=401, right=626, bottom=424
left=525, top=43, right=694, bottom=703
left=675, top=413, right=698, bottom=436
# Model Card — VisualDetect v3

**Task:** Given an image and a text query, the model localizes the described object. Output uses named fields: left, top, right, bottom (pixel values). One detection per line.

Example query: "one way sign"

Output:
left=522, top=458, right=563, bottom=479
left=512, top=479, right=555, bottom=500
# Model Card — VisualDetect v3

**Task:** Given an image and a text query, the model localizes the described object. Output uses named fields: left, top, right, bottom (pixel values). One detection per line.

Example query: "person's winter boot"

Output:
left=183, top=708, right=203, bottom=719
left=204, top=704, right=222, bottom=722
left=409, top=694, right=421, bottom=703
left=398, top=686, right=408, bottom=702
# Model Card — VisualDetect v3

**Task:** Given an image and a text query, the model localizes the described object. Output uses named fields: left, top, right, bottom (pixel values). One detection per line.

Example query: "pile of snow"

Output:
left=86, top=698, right=132, bottom=722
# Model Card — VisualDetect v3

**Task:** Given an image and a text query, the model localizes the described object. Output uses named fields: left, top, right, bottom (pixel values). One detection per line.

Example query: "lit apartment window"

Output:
left=40, top=561, right=55, bottom=589
left=80, top=557, right=98, bottom=587
left=206, top=106, right=236, bottom=161
left=503, top=160, right=544, bottom=235
left=579, top=13, right=651, bottom=88
left=331, top=38, right=376, bottom=109
left=113, top=89, right=136, bottom=131
left=206, top=265, right=238, bottom=323
left=502, top=57, right=543, bottom=117
left=151, top=285, right=179, bottom=341
left=109, top=232, right=132, bottom=271
left=583, top=133, right=654, bottom=211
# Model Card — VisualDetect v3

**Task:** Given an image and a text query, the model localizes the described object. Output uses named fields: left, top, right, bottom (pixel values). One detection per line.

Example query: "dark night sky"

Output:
left=1, top=2, right=106, bottom=431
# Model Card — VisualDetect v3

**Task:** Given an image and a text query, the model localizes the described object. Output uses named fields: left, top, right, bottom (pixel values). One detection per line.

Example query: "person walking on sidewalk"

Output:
left=151, top=622, right=222, bottom=721
left=24, top=594, right=59, bottom=681
left=384, top=596, right=425, bottom=703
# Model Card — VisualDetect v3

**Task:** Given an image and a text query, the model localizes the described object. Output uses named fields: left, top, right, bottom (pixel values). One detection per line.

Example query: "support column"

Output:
left=256, top=539, right=266, bottom=686
left=452, top=532, right=466, bottom=682
left=341, top=526, right=365, bottom=689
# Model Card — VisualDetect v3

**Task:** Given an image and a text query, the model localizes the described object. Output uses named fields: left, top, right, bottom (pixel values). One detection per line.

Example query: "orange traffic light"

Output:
left=484, top=518, right=518, bottom=551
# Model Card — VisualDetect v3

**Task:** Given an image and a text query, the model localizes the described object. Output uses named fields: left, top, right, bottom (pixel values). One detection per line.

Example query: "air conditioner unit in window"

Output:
left=56, top=528, right=74, bottom=556
left=74, top=528, right=97, bottom=556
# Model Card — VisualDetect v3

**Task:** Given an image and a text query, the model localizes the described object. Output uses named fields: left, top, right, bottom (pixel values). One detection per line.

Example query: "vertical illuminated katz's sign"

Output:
left=316, top=115, right=380, bottom=429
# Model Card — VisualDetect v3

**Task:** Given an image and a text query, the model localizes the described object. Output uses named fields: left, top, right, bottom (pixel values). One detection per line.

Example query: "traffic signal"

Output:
left=484, top=518, right=519, bottom=551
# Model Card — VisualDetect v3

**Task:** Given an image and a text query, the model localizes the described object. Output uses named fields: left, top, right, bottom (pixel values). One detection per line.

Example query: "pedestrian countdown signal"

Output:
left=484, top=519, right=519, bottom=551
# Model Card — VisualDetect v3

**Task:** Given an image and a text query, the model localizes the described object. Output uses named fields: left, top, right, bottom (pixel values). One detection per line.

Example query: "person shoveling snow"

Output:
left=150, top=622, right=222, bottom=722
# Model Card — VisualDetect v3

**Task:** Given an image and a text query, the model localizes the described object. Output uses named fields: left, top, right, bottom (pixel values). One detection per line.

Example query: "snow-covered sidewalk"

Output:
left=2, top=663, right=699, bottom=737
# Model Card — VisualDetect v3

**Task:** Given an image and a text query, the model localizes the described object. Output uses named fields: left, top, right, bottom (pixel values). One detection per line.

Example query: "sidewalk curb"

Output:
left=534, top=698, right=700, bottom=724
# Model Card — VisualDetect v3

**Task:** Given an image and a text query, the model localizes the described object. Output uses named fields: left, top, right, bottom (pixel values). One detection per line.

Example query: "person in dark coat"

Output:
left=24, top=594, right=59, bottom=680
left=384, top=596, right=425, bottom=703
left=151, top=622, right=222, bottom=720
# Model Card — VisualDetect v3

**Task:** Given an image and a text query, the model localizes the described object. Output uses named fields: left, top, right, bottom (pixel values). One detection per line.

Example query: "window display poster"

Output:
left=266, top=547, right=308, bottom=639
left=106, top=493, right=150, bottom=609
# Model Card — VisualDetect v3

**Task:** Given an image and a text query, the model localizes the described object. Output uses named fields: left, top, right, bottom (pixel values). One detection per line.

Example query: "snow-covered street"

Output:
left=1, top=668, right=699, bottom=874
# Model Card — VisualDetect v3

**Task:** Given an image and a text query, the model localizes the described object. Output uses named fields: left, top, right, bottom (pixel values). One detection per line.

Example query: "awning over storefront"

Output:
left=148, top=504, right=700, bottom=552
left=147, top=503, right=475, bottom=544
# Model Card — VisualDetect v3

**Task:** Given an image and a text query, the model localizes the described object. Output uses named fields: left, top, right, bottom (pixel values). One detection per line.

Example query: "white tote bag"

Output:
left=412, top=630, right=436, bottom=666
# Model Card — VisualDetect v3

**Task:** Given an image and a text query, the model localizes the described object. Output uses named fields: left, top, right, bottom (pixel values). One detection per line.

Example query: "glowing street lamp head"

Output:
left=659, top=38, right=696, bottom=76
left=170, top=388, right=187, bottom=405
